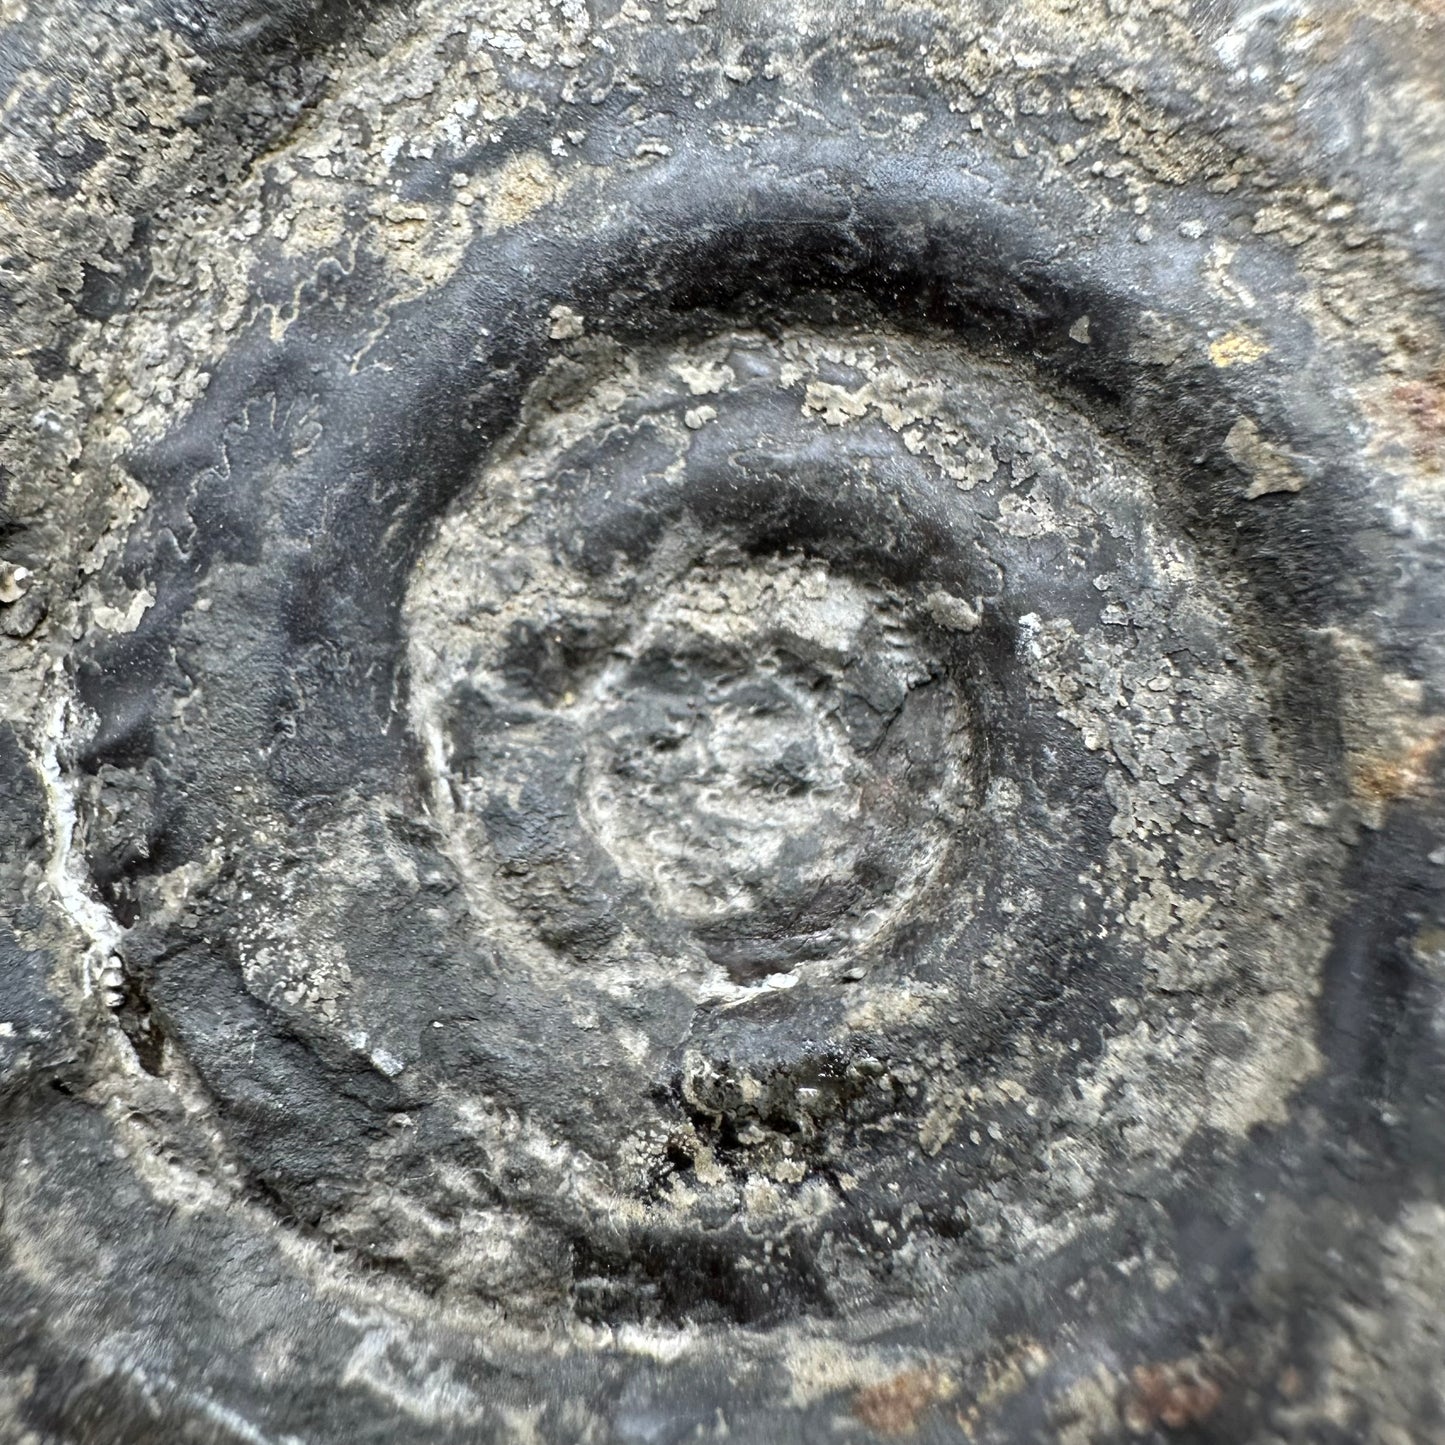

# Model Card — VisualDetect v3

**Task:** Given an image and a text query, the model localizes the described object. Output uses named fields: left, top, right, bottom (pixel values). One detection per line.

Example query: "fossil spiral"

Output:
left=2, top=1, right=1442, bottom=1440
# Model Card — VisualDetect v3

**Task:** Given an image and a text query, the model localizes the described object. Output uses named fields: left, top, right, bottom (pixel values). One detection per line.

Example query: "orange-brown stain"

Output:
left=1393, top=369, right=1445, bottom=469
left=1122, top=1361, right=1223, bottom=1434
left=1353, top=729, right=1443, bottom=806
left=852, top=1369, right=953, bottom=1436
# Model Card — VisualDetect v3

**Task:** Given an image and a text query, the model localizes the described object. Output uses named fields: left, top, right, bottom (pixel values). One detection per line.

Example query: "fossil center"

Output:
left=576, top=558, right=961, bottom=976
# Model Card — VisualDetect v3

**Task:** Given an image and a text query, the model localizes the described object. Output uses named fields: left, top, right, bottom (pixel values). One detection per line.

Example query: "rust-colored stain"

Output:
left=1353, top=729, right=1444, bottom=806
left=1122, top=1360, right=1223, bottom=1433
left=1393, top=369, right=1445, bottom=469
left=852, top=1369, right=954, bottom=1436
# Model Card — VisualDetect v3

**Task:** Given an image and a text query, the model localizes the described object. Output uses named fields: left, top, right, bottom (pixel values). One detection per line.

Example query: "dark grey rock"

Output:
left=2, top=1, right=1443, bottom=1440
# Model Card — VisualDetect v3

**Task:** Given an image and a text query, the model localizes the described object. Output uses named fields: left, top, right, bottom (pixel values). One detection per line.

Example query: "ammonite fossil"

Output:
left=1, top=1, right=1443, bottom=1441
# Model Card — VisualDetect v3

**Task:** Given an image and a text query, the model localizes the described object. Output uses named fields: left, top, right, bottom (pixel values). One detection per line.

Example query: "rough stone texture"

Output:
left=1, top=1, right=1443, bottom=1441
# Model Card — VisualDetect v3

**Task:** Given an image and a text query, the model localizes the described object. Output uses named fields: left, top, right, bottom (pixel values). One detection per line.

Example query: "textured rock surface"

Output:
left=2, top=1, right=1444, bottom=1440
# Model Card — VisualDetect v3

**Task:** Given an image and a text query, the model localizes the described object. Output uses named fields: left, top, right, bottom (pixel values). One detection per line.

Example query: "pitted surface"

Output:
left=1, top=1, right=1444, bottom=1442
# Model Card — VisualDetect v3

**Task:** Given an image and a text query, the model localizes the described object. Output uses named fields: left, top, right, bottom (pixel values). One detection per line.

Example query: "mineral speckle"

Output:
left=2, top=0, right=1443, bottom=1440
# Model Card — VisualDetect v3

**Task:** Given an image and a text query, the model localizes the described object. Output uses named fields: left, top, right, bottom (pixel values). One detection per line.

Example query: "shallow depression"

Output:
left=574, top=556, right=963, bottom=977
left=385, top=327, right=1351, bottom=1327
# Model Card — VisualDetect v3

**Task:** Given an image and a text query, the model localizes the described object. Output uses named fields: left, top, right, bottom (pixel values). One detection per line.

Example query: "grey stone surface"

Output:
left=1, top=1, right=1444, bottom=1440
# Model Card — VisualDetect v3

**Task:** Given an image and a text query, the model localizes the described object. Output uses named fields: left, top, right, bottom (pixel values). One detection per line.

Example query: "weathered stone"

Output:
left=2, top=2, right=1443, bottom=1440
